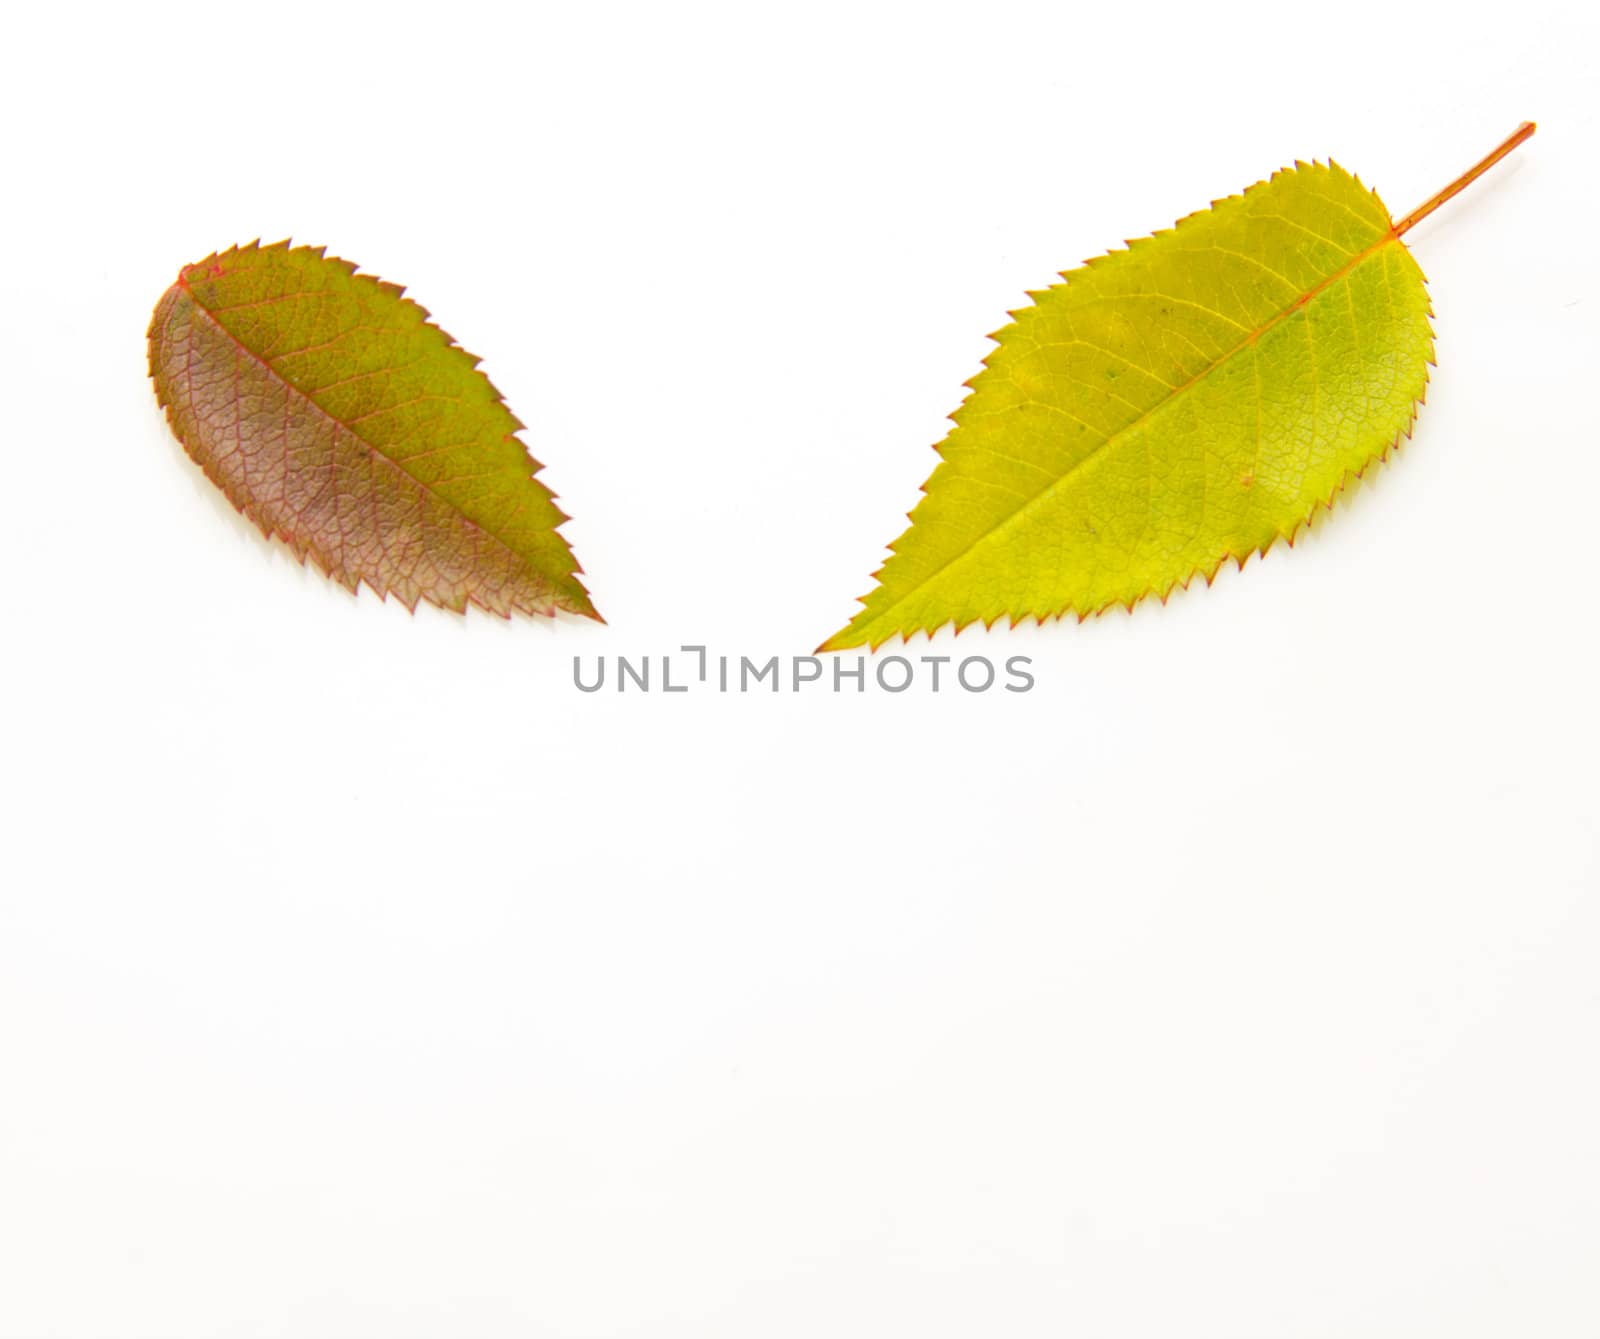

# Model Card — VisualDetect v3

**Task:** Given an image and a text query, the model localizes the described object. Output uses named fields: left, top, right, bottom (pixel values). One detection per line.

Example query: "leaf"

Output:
left=819, top=125, right=1534, bottom=652
left=149, top=241, right=598, bottom=620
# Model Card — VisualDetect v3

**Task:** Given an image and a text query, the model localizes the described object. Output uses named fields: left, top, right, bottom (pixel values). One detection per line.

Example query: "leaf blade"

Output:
left=148, top=241, right=598, bottom=620
left=821, top=162, right=1433, bottom=651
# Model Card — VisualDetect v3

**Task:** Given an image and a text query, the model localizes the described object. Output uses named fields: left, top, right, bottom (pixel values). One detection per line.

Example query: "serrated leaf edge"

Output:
left=819, top=164, right=1432, bottom=653
left=149, top=239, right=602, bottom=623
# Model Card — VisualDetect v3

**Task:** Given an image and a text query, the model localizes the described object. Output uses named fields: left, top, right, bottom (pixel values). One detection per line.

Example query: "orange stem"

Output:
left=1393, top=122, right=1536, bottom=237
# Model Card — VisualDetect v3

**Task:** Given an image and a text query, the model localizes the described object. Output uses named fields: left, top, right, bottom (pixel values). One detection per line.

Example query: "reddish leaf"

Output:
left=149, top=242, right=598, bottom=620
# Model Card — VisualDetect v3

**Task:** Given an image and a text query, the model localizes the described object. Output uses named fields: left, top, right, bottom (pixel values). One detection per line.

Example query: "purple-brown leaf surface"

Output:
left=148, top=242, right=598, bottom=620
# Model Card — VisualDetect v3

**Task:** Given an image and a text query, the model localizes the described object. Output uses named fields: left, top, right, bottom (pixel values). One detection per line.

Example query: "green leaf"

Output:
left=149, top=242, right=598, bottom=620
left=819, top=128, right=1534, bottom=652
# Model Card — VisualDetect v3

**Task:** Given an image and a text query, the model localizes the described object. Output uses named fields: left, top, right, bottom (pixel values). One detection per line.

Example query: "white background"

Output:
left=2, top=1, right=1596, bottom=1335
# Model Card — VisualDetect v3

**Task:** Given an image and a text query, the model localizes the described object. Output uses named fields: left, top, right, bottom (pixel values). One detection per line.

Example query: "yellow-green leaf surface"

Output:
left=821, top=161, right=1435, bottom=651
left=149, top=242, right=597, bottom=620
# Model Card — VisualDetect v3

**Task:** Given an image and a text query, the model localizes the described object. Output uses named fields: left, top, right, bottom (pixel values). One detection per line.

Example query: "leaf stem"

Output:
left=1392, top=122, right=1536, bottom=237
